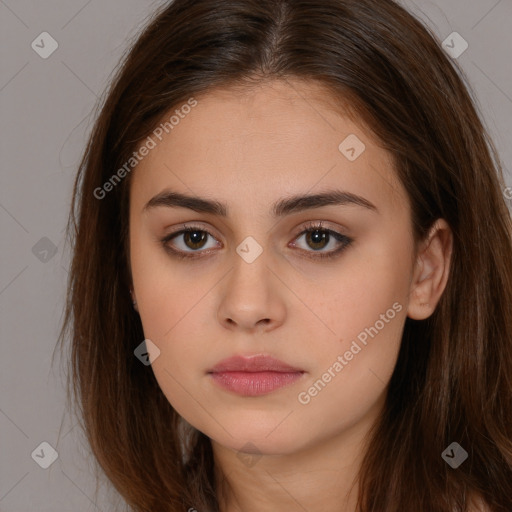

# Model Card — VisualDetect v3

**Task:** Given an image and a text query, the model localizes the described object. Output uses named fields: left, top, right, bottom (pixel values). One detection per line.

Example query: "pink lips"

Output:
left=208, top=354, right=305, bottom=396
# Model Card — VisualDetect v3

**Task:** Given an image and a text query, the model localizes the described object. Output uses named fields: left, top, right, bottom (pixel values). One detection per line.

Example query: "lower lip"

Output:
left=209, top=371, right=304, bottom=396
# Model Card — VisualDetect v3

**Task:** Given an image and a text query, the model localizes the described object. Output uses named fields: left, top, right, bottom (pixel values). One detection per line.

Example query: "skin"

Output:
left=128, top=78, right=453, bottom=511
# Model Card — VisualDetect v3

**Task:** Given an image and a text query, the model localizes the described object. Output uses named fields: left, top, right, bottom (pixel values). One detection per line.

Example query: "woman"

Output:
left=57, top=0, right=512, bottom=510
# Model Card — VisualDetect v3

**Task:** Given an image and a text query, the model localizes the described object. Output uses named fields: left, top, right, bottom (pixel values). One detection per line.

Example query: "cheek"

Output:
left=129, top=231, right=219, bottom=387
left=293, top=289, right=405, bottom=444
left=294, top=239, right=410, bottom=411
left=134, top=276, right=214, bottom=423
left=130, top=225, right=206, bottom=338
left=311, top=234, right=411, bottom=347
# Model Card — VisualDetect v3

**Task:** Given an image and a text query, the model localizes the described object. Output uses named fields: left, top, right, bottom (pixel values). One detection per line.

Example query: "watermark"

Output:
left=236, top=236, right=263, bottom=263
left=93, top=97, right=198, bottom=200
left=32, top=236, right=58, bottom=263
left=339, top=133, right=365, bottom=161
left=31, top=31, right=59, bottom=59
left=504, top=186, right=512, bottom=201
left=441, top=442, right=468, bottom=469
left=236, top=441, right=263, bottom=468
left=442, top=32, right=468, bottom=59
left=297, top=301, right=403, bottom=405
left=134, top=339, right=161, bottom=365
left=31, top=441, right=59, bottom=469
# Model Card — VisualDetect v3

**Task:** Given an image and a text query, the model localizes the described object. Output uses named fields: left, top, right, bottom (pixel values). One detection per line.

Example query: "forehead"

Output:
left=130, top=79, right=405, bottom=217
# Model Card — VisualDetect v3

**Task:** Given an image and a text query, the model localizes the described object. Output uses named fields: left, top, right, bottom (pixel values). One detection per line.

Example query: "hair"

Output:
left=55, top=0, right=512, bottom=510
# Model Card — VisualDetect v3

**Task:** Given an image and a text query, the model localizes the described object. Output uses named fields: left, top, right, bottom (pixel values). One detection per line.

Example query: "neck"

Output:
left=212, top=397, right=383, bottom=512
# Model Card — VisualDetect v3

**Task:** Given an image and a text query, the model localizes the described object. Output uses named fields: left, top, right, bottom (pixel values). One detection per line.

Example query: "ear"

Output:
left=407, top=219, right=453, bottom=320
left=130, top=288, right=139, bottom=313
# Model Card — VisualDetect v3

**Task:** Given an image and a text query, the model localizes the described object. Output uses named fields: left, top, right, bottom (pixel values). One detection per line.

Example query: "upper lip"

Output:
left=209, top=354, right=304, bottom=373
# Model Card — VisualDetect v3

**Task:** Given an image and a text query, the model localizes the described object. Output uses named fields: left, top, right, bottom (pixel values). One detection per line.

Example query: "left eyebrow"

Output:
left=142, top=188, right=379, bottom=217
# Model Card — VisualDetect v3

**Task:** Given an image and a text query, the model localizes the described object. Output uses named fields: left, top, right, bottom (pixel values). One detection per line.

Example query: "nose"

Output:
left=216, top=246, right=287, bottom=333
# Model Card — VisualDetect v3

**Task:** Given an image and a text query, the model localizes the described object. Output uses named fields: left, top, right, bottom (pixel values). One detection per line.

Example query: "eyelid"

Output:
left=290, top=219, right=348, bottom=239
left=162, top=222, right=219, bottom=242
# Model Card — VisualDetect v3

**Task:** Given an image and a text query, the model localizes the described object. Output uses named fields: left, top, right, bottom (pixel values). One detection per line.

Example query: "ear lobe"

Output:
left=130, top=289, right=139, bottom=313
left=407, top=219, right=453, bottom=320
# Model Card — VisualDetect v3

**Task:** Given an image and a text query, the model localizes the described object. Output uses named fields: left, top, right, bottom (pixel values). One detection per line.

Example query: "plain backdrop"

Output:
left=1, top=0, right=511, bottom=511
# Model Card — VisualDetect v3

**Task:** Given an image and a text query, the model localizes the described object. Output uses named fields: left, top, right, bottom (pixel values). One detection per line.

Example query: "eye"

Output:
left=161, top=224, right=219, bottom=259
left=160, top=221, right=353, bottom=260
left=290, top=221, right=353, bottom=260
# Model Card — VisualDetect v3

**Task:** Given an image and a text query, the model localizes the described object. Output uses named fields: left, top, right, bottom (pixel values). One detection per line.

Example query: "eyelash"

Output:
left=160, top=221, right=353, bottom=261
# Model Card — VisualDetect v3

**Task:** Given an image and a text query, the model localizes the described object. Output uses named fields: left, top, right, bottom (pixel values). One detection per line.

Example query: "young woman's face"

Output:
left=129, top=79, right=422, bottom=456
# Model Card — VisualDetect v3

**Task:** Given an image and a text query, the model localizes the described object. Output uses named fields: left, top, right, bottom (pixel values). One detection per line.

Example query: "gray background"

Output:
left=1, top=1, right=511, bottom=511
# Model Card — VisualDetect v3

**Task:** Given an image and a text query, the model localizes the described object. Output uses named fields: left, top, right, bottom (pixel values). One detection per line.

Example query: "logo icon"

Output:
left=442, top=32, right=468, bottom=59
left=31, top=441, right=59, bottom=469
left=31, top=32, right=59, bottom=59
left=339, top=134, right=366, bottom=161
left=236, top=236, right=263, bottom=264
left=236, top=442, right=262, bottom=468
left=134, top=339, right=161, bottom=365
left=32, top=237, right=58, bottom=263
left=441, top=442, right=468, bottom=468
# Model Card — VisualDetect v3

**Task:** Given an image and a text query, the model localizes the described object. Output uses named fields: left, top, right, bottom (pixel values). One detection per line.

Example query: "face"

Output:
left=128, top=79, right=419, bottom=457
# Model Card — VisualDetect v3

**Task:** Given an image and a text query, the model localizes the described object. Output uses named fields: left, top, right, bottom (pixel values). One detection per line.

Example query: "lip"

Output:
left=208, top=355, right=305, bottom=396
left=209, top=354, right=304, bottom=373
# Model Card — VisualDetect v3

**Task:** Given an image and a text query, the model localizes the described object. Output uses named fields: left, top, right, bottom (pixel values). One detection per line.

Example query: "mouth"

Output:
left=207, top=354, right=305, bottom=396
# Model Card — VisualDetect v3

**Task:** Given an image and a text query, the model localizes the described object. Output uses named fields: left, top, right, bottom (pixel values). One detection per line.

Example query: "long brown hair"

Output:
left=55, top=0, right=512, bottom=510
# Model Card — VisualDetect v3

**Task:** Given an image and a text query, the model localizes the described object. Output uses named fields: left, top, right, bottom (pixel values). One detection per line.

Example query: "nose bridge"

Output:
left=229, top=234, right=272, bottom=299
left=217, top=233, right=287, bottom=331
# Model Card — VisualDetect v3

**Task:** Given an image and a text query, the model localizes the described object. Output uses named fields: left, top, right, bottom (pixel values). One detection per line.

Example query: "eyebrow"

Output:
left=143, top=188, right=378, bottom=217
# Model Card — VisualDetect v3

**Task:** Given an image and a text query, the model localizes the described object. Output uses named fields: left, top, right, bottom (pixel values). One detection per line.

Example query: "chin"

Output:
left=210, top=422, right=308, bottom=456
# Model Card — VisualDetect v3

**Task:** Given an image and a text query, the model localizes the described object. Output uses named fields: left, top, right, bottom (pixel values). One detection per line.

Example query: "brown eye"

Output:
left=161, top=226, right=220, bottom=259
left=292, top=222, right=353, bottom=260
left=304, top=229, right=330, bottom=250
left=182, top=230, right=209, bottom=250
